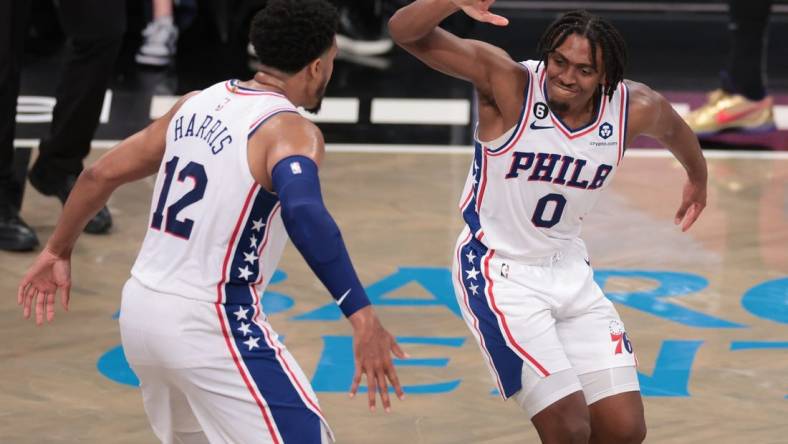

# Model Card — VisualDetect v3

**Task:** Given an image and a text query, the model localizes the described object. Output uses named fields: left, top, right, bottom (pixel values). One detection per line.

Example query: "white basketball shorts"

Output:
left=119, top=277, right=333, bottom=444
left=452, top=228, right=638, bottom=401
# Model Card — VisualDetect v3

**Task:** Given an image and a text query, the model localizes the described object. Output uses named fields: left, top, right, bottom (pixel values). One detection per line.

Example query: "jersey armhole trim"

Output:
left=484, top=65, right=534, bottom=157
left=248, top=109, right=299, bottom=139
left=617, top=81, right=630, bottom=165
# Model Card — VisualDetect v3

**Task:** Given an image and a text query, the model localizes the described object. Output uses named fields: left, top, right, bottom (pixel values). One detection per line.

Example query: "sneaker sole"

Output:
left=696, top=122, right=778, bottom=138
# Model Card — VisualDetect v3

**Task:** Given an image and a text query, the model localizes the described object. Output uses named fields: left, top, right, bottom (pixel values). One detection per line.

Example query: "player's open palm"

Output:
left=451, top=0, right=509, bottom=26
left=675, top=178, right=707, bottom=232
left=18, top=248, right=72, bottom=325
left=348, top=306, right=406, bottom=412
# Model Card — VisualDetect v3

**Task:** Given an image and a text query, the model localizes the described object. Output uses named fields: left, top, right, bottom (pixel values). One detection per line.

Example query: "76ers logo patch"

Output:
left=599, top=122, right=614, bottom=139
left=609, top=320, right=633, bottom=355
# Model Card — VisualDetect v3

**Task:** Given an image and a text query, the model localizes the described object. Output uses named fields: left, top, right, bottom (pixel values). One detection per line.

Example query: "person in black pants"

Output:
left=684, top=0, right=776, bottom=136
left=0, top=0, right=126, bottom=252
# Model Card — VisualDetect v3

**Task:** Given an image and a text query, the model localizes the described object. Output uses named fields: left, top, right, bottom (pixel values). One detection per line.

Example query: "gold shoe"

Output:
left=684, top=90, right=776, bottom=136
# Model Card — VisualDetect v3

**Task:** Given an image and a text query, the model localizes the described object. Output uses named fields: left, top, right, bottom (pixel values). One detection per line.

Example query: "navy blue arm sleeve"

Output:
left=272, top=155, right=371, bottom=317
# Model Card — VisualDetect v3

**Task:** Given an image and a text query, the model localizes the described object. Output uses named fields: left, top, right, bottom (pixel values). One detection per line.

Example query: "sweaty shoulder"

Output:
left=624, top=79, right=664, bottom=140
left=248, top=112, right=325, bottom=191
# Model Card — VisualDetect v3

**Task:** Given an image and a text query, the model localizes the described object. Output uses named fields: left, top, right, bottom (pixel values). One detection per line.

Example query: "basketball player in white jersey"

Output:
left=17, top=1, right=405, bottom=442
left=391, top=1, right=707, bottom=443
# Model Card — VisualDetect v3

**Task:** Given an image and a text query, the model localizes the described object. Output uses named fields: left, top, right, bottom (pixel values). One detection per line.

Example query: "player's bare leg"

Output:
left=588, top=391, right=646, bottom=444
left=530, top=391, right=591, bottom=444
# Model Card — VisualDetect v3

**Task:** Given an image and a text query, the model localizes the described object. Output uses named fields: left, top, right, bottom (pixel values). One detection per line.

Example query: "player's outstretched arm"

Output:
left=17, top=92, right=199, bottom=326
left=248, top=114, right=406, bottom=412
left=389, top=0, right=520, bottom=102
left=626, top=81, right=708, bottom=232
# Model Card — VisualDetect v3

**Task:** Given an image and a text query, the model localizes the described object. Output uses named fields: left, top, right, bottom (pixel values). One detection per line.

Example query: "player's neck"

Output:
left=240, top=73, right=285, bottom=95
left=249, top=71, right=308, bottom=107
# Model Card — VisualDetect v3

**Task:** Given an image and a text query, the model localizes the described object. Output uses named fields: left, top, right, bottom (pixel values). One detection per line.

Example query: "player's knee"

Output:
left=532, top=396, right=591, bottom=444
left=599, top=416, right=646, bottom=444
left=563, top=416, right=592, bottom=444
left=535, top=413, right=591, bottom=444
left=621, top=419, right=647, bottom=444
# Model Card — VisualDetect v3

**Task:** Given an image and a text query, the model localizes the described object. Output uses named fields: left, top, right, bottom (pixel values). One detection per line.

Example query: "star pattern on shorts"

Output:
left=244, top=336, right=260, bottom=351
left=465, top=266, right=480, bottom=281
left=465, top=250, right=476, bottom=264
left=238, top=265, right=253, bottom=280
left=249, top=234, right=258, bottom=249
left=251, top=218, right=265, bottom=232
left=238, top=321, right=252, bottom=336
left=468, top=283, right=479, bottom=295
left=234, top=306, right=249, bottom=321
left=243, top=251, right=259, bottom=264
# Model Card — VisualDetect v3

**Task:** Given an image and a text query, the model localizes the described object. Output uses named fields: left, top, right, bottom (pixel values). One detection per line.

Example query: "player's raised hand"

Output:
left=674, top=178, right=707, bottom=232
left=348, top=306, right=407, bottom=412
left=451, top=0, right=509, bottom=26
left=18, top=247, right=72, bottom=325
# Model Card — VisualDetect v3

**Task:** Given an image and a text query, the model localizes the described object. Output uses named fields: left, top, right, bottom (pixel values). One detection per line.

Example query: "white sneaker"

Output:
left=136, top=19, right=178, bottom=66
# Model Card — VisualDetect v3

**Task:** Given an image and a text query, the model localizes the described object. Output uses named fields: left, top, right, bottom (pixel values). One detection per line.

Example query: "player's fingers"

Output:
left=349, top=367, right=362, bottom=398
left=681, top=203, right=703, bottom=232
left=367, top=371, right=377, bottom=412
left=391, top=340, right=407, bottom=359
left=18, top=281, right=28, bottom=306
left=377, top=369, right=391, bottom=413
left=674, top=200, right=690, bottom=225
left=481, top=11, right=509, bottom=26
left=386, top=364, right=405, bottom=400
left=62, top=284, right=70, bottom=311
left=35, top=291, right=46, bottom=325
left=46, top=291, right=56, bottom=322
left=23, top=288, right=36, bottom=319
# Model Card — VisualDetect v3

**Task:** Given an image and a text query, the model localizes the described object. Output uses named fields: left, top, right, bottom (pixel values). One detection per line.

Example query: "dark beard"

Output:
left=304, top=97, right=323, bottom=114
left=304, top=82, right=328, bottom=114
left=547, top=98, right=569, bottom=114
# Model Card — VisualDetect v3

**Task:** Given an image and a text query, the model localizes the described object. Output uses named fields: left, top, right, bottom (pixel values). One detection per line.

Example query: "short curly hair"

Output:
left=249, top=0, right=338, bottom=74
left=537, top=10, right=628, bottom=101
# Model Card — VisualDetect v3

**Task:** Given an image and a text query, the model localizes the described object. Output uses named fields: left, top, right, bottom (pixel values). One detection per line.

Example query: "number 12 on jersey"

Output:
left=151, top=156, right=208, bottom=240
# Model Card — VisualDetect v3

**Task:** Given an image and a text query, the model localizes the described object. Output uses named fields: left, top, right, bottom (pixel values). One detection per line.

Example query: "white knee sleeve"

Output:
left=514, top=364, right=583, bottom=419
left=578, top=366, right=640, bottom=405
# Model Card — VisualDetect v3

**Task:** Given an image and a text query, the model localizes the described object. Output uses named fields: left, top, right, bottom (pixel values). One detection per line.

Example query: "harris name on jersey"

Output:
left=172, top=112, right=232, bottom=155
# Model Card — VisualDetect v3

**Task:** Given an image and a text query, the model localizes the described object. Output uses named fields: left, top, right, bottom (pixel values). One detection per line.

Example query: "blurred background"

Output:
left=13, top=0, right=788, bottom=150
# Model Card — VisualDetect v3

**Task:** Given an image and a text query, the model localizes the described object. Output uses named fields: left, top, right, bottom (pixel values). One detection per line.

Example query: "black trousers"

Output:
left=726, top=0, right=773, bottom=100
left=0, top=0, right=126, bottom=207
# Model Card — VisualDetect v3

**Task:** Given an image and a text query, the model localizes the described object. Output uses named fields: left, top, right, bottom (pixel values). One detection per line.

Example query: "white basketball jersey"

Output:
left=131, top=80, right=299, bottom=305
left=460, top=60, right=629, bottom=260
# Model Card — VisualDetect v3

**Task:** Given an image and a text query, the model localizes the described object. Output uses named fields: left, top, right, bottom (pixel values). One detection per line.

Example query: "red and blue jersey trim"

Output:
left=484, top=68, right=535, bottom=157
left=617, top=81, right=630, bottom=165
left=540, top=69, right=608, bottom=140
left=248, top=108, right=299, bottom=139
left=225, top=79, right=286, bottom=97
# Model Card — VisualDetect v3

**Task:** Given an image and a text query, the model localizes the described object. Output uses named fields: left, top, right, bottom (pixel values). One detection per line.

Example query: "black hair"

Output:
left=249, top=0, right=338, bottom=74
left=536, top=10, right=628, bottom=100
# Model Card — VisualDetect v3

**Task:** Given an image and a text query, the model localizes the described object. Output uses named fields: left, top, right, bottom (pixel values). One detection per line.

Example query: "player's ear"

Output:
left=308, top=57, right=322, bottom=80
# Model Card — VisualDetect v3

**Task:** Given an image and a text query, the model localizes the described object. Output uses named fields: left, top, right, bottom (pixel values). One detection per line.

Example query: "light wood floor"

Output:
left=1, top=149, right=786, bottom=443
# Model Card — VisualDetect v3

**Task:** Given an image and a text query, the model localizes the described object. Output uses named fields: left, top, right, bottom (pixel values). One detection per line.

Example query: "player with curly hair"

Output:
left=18, top=1, right=404, bottom=442
left=390, top=1, right=708, bottom=443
